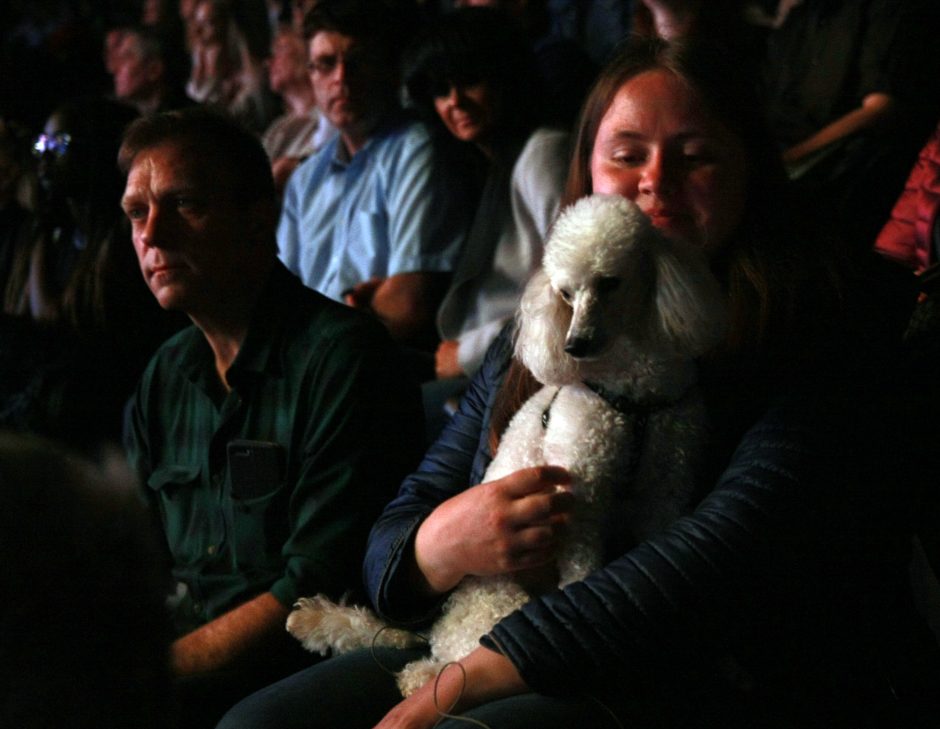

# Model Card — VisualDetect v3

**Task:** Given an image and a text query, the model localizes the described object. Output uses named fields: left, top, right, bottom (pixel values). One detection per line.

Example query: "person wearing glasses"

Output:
left=277, top=0, right=475, bottom=355
left=401, top=8, right=571, bottom=440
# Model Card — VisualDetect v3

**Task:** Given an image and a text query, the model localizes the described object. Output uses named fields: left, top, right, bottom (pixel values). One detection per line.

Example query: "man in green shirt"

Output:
left=120, top=108, right=424, bottom=726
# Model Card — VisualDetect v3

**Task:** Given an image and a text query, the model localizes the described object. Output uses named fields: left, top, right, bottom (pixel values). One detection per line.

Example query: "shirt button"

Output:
left=193, top=602, right=203, bottom=614
left=207, top=545, right=217, bottom=556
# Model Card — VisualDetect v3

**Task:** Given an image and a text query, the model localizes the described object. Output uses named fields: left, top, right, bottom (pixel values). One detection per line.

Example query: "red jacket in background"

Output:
left=874, top=123, right=940, bottom=272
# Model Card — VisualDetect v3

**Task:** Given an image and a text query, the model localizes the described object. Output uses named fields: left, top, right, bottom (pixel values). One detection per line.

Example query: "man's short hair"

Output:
left=118, top=107, right=275, bottom=204
left=302, top=0, right=417, bottom=64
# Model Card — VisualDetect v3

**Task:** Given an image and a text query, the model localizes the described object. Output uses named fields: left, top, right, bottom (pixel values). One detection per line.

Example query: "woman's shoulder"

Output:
left=517, top=127, right=571, bottom=169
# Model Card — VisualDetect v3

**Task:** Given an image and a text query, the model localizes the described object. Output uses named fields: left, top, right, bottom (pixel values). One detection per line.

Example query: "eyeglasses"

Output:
left=307, top=48, right=375, bottom=77
left=32, top=132, right=72, bottom=158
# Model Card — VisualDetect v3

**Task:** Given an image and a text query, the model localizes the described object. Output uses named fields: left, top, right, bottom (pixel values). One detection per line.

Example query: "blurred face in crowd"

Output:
left=192, top=0, right=224, bottom=46
left=122, top=141, right=255, bottom=315
left=433, top=81, right=497, bottom=150
left=589, top=68, right=747, bottom=254
left=308, top=30, right=390, bottom=147
left=113, top=33, right=162, bottom=104
left=268, top=28, right=308, bottom=95
left=179, top=0, right=198, bottom=21
left=142, top=0, right=160, bottom=25
left=35, top=111, right=77, bottom=197
left=104, top=28, right=127, bottom=74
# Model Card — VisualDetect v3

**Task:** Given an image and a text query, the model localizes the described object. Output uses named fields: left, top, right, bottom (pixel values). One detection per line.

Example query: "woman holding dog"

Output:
left=220, top=38, right=940, bottom=729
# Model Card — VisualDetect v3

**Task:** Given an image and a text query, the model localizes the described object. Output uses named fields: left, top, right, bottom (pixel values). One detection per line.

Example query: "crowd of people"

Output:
left=2, top=0, right=940, bottom=727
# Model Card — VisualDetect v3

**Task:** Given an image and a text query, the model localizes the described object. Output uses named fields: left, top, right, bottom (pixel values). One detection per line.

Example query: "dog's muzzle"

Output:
left=564, top=336, right=592, bottom=358
left=565, top=334, right=607, bottom=359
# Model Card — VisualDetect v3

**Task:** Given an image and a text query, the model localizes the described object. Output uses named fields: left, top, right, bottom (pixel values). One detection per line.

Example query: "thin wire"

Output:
left=431, top=662, right=493, bottom=729
left=586, top=693, right=626, bottom=729
left=369, top=625, right=429, bottom=677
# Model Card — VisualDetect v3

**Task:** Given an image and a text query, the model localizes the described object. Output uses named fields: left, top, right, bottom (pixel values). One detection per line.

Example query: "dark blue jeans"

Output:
left=215, top=647, right=625, bottom=729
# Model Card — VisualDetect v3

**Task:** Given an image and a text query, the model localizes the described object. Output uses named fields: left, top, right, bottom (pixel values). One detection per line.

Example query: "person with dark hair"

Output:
left=219, top=37, right=939, bottom=729
left=451, top=0, right=598, bottom=129
left=402, top=7, right=570, bottom=436
left=119, top=107, right=425, bottom=727
left=0, top=96, right=179, bottom=450
left=0, top=432, right=173, bottom=729
left=762, top=0, right=940, bottom=250
left=111, top=24, right=195, bottom=115
left=277, top=0, right=474, bottom=351
left=6, top=97, right=140, bottom=328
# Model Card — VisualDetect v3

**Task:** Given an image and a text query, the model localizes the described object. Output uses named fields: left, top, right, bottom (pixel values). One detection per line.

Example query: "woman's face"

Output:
left=589, top=69, right=747, bottom=254
left=36, top=111, right=76, bottom=196
left=192, top=0, right=222, bottom=46
left=433, top=81, right=497, bottom=148
left=268, top=29, right=307, bottom=93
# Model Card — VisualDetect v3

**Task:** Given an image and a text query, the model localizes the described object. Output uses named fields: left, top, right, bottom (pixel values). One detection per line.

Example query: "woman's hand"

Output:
left=414, top=466, right=573, bottom=595
left=373, top=647, right=528, bottom=729
left=434, top=339, right=465, bottom=380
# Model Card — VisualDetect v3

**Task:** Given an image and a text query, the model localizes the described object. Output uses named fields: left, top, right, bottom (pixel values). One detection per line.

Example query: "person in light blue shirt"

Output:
left=277, top=0, right=474, bottom=350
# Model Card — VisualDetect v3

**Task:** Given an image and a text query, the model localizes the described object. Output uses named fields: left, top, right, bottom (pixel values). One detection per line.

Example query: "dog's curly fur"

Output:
left=286, top=194, right=728, bottom=697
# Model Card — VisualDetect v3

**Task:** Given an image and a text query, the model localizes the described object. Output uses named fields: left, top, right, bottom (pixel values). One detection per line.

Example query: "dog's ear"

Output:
left=515, top=268, right=578, bottom=384
left=651, top=236, right=728, bottom=356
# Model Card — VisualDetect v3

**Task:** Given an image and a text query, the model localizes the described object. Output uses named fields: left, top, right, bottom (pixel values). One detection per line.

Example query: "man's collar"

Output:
left=330, top=110, right=411, bottom=167
left=226, top=262, right=298, bottom=384
left=177, top=262, right=297, bottom=390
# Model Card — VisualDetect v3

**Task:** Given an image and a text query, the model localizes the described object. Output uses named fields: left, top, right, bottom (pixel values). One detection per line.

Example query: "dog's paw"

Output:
left=286, top=595, right=346, bottom=655
left=396, top=658, right=443, bottom=697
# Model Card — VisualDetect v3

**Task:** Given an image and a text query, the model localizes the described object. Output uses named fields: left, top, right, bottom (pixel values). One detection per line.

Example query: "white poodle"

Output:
left=286, top=194, right=728, bottom=697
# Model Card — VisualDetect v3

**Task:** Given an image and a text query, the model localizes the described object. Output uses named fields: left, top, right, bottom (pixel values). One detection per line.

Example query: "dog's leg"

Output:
left=286, top=595, right=421, bottom=656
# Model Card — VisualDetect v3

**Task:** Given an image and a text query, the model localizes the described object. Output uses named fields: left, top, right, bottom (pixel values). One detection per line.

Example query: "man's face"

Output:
left=268, top=29, right=307, bottom=94
left=121, top=141, right=250, bottom=314
left=308, top=30, right=388, bottom=136
left=113, top=34, right=161, bottom=103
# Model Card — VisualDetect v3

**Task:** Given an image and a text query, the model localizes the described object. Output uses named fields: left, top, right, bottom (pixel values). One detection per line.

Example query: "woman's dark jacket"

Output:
left=364, top=328, right=940, bottom=725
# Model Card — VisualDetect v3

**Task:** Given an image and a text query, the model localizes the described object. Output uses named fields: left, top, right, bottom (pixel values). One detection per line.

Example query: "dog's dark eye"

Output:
left=597, top=277, right=622, bottom=295
left=559, top=288, right=572, bottom=303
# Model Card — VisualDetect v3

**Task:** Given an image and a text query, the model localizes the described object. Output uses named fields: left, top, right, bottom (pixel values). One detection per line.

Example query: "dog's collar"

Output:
left=582, top=381, right=669, bottom=416
left=541, top=382, right=671, bottom=431
left=540, top=383, right=653, bottom=484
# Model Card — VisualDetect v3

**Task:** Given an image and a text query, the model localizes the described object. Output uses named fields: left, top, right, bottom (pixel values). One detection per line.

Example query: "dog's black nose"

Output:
left=564, top=337, right=590, bottom=358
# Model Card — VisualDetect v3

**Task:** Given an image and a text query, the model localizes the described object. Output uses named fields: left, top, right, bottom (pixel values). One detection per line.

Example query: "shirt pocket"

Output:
left=147, top=464, right=217, bottom=568
left=345, top=208, right=390, bottom=279
left=230, top=476, right=289, bottom=570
